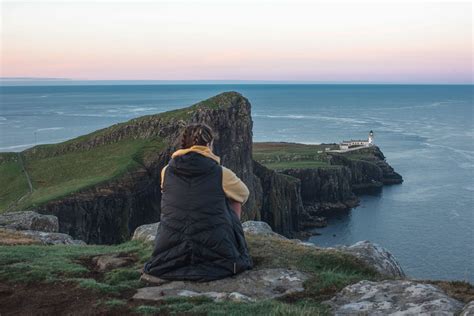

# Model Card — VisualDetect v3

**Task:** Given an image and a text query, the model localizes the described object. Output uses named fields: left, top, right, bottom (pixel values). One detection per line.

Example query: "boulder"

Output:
left=326, top=280, right=464, bottom=315
left=132, top=222, right=160, bottom=242
left=334, top=240, right=405, bottom=278
left=0, top=228, right=85, bottom=245
left=242, top=221, right=288, bottom=240
left=0, top=211, right=58, bottom=232
left=460, top=301, right=474, bottom=316
left=92, top=253, right=135, bottom=272
left=134, top=268, right=308, bottom=302
left=242, top=222, right=404, bottom=278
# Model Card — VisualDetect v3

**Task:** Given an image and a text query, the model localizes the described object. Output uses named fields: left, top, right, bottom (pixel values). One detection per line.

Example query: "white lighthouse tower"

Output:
left=368, top=130, right=374, bottom=146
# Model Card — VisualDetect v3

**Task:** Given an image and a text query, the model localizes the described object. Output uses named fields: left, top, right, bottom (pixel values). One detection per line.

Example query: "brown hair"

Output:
left=180, top=123, right=214, bottom=149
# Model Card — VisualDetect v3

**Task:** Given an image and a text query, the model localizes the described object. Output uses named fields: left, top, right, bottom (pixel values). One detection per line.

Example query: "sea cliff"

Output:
left=0, top=92, right=402, bottom=243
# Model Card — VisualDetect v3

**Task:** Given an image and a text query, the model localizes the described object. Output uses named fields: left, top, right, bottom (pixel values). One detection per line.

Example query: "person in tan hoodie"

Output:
left=143, top=123, right=253, bottom=281
left=160, top=125, right=249, bottom=219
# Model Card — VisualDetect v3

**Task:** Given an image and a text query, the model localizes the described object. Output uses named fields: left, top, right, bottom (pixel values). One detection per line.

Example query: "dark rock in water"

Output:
left=0, top=211, right=58, bottom=233
left=134, top=268, right=309, bottom=302
left=326, top=280, right=464, bottom=315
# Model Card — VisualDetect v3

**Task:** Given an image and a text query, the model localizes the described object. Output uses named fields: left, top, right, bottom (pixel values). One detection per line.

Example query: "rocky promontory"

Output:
left=0, top=92, right=402, bottom=242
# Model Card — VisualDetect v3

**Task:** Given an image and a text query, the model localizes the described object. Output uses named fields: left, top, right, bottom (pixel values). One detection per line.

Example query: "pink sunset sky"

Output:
left=1, top=1, right=472, bottom=83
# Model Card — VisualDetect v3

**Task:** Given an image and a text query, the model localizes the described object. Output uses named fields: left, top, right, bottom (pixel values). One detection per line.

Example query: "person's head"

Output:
left=180, top=123, right=215, bottom=150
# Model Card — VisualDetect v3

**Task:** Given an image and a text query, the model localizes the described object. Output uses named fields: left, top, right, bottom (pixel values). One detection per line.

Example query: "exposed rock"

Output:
left=132, top=222, right=160, bottom=242
left=281, top=167, right=359, bottom=216
left=0, top=228, right=85, bottom=245
left=32, top=92, right=261, bottom=244
left=0, top=211, right=58, bottom=232
left=334, top=240, right=405, bottom=278
left=242, top=222, right=404, bottom=279
left=253, top=161, right=304, bottom=236
left=326, top=280, right=464, bottom=315
left=460, top=301, right=474, bottom=316
left=242, top=221, right=288, bottom=240
left=134, top=268, right=308, bottom=302
left=92, top=253, right=135, bottom=271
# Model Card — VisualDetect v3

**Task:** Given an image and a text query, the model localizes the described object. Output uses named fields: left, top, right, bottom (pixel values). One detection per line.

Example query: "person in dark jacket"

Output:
left=142, top=123, right=253, bottom=282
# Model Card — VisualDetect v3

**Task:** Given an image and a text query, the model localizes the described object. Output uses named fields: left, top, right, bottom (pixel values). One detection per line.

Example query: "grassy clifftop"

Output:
left=0, top=234, right=379, bottom=315
left=0, top=92, right=242, bottom=213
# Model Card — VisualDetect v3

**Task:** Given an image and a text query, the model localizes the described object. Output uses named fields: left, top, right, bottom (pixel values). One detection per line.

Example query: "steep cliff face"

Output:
left=280, top=167, right=359, bottom=219
left=10, top=92, right=402, bottom=243
left=252, top=161, right=303, bottom=236
left=327, top=147, right=403, bottom=193
left=30, top=92, right=262, bottom=243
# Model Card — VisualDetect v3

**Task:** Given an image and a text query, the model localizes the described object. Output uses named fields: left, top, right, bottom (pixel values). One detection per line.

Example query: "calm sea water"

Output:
left=1, top=83, right=473, bottom=282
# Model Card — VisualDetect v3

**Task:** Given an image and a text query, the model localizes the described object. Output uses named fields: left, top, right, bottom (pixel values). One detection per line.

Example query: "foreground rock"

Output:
left=460, top=301, right=474, bottom=316
left=92, top=253, right=135, bottom=271
left=0, top=228, right=85, bottom=245
left=242, top=221, right=288, bottom=240
left=0, top=211, right=58, bottom=232
left=134, top=268, right=308, bottom=302
left=240, top=220, right=405, bottom=279
left=326, top=280, right=464, bottom=315
left=132, top=222, right=160, bottom=242
left=334, top=240, right=405, bottom=278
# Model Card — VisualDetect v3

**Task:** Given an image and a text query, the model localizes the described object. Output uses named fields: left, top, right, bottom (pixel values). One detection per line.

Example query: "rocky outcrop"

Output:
left=132, top=222, right=160, bottom=242
left=252, top=161, right=304, bottom=236
left=92, top=253, right=135, bottom=272
left=0, top=228, right=85, bottom=245
left=0, top=211, right=58, bottom=232
left=134, top=268, right=309, bottom=302
left=334, top=240, right=405, bottom=278
left=0, top=211, right=85, bottom=245
left=240, top=221, right=404, bottom=279
left=281, top=167, right=359, bottom=219
left=13, top=92, right=402, bottom=243
left=328, top=146, right=403, bottom=192
left=31, top=92, right=262, bottom=244
left=326, top=280, right=464, bottom=315
left=242, top=220, right=288, bottom=240
left=460, top=301, right=474, bottom=316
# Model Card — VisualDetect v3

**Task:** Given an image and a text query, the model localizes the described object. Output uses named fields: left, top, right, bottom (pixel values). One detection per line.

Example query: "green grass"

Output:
left=0, top=92, right=243, bottom=213
left=262, top=161, right=338, bottom=170
left=0, top=240, right=152, bottom=293
left=0, top=157, right=30, bottom=210
left=253, top=142, right=339, bottom=170
left=0, top=138, right=166, bottom=212
left=246, top=234, right=381, bottom=301
left=253, top=142, right=380, bottom=171
left=0, top=233, right=381, bottom=314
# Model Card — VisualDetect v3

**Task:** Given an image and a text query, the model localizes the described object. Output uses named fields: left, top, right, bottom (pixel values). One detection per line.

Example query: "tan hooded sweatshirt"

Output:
left=160, top=145, right=250, bottom=204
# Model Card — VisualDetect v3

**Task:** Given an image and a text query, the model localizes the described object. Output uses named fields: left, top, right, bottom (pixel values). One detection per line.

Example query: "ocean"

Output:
left=0, top=83, right=473, bottom=282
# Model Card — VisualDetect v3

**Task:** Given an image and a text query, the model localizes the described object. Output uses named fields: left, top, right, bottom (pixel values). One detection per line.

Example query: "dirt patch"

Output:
left=429, top=280, right=474, bottom=303
left=0, top=228, right=39, bottom=245
left=0, top=281, right=118, bottom=316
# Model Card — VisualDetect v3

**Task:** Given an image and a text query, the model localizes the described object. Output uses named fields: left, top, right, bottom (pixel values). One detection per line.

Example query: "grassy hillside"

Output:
left=0, top=92, right=239, bottom=214
left=252, top=142, right=340, bottom=170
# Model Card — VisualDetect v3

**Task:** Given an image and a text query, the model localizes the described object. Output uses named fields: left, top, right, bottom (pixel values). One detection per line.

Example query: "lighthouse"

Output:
left=368, top=130, right=374, bottom=146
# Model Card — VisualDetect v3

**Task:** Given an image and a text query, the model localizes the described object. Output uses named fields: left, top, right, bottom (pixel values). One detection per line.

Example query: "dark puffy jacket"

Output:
left=144, top=152, right=253, bottom=281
